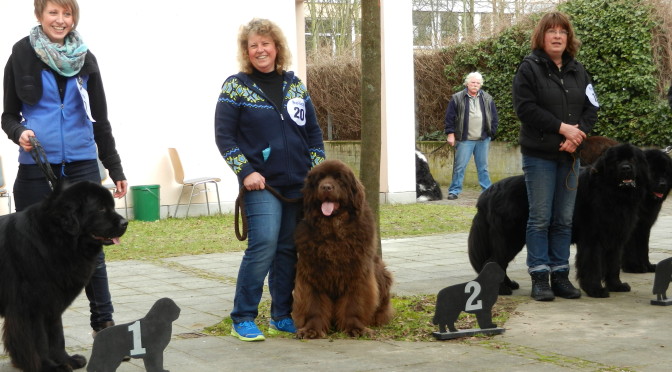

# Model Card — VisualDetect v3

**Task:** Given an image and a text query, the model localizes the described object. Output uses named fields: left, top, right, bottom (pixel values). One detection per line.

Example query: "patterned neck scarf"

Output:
left=29, top=25, right=88, bottom=77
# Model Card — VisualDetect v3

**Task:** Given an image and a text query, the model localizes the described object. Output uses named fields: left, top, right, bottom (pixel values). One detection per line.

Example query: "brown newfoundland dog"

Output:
left=293, top=160, right=394, bottom=339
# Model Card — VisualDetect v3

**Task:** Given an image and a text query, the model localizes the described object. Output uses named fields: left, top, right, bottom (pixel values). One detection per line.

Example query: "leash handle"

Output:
left=29, top=136, right=58, bottom=190
left=234, top=184, right=302, bottom=241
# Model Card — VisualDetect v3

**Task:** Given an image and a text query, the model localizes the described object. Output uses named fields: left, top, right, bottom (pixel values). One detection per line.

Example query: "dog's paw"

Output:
left=607, top=282, right=631, bottom=292
left=346, top=327, right=373, bottom=338
left=296, top=328, right=325, bottom=339
left=647, top=263, right=657, bottom=273
left=622, top=264, right=646, bottom=273
left=67, top=354, right=87, bottom=369
left=498, top=283, right=513, bottom=295
left=582, top=285, right=610, bottom=298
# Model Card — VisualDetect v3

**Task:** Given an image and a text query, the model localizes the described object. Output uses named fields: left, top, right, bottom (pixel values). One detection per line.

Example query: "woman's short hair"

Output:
left=34, top=0, right=80, bottom=30
left=237, top=18, right=292, bottom=75
left=531, top=11, right=581, bottom=57
left=464, top=72, right=484, bottom=86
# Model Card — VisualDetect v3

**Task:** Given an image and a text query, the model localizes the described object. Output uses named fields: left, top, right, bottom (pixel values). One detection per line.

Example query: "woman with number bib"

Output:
left=214, top=18, right=325, bottom=342
left=1, top=0, right=127, bottom=335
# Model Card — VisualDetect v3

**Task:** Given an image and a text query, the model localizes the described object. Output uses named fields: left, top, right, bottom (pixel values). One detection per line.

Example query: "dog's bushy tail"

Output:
left=468, top=211, right=492, bottom=274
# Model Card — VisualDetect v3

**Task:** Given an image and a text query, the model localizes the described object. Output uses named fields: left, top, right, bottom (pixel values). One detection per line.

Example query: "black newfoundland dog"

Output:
left=468, top=144, right=649, bottom=298
left=0, top=181, right=128, bottom=372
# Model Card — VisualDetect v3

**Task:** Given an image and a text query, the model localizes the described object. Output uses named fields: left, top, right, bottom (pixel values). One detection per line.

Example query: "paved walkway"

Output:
left=1, top=191, right=671, bottom=371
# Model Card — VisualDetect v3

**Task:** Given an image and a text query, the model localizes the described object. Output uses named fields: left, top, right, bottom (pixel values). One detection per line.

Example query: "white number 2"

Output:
left=464, top=281, right=483, bottom=311
left=128, top=321, right=146, bottom=356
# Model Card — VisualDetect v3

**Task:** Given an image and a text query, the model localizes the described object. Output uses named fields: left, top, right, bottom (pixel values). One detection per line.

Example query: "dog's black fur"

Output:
left=0, top=181, right=127, bottom=372
left=621, top=149, right=672, bottom=273
left=415, top=150, right=443, bottom=201
left=468, top=144, right=649, bottom=298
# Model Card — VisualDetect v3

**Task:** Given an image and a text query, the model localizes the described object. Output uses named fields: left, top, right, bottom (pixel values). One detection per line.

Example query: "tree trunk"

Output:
left=360, top=0, right=382, bottom=256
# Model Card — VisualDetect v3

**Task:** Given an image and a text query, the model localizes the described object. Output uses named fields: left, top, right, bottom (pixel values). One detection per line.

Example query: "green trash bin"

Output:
left=131, top=185, right=160, bottom=221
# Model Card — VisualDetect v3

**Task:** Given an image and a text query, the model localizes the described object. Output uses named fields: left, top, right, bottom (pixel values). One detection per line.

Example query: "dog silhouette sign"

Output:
left=432, top=262, right=506, bottom=340
left=651, top=257, right=672, bottom=306
left=87, top=298, right=181, bottom=372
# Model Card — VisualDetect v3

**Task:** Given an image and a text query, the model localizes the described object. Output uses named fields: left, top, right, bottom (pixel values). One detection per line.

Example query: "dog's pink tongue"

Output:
left=321, top=202, right=336, bottom=216
left=112, top=237, right=121, bottom=245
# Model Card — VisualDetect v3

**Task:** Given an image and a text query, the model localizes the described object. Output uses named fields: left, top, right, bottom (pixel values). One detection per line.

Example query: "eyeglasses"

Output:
left=546, top=29, right=569, bottom=36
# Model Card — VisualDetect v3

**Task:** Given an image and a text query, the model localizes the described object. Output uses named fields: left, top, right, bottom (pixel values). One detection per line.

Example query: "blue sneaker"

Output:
left=268, top=318, right=297, bottom=335
left=231, top=321, right=265, bottom=341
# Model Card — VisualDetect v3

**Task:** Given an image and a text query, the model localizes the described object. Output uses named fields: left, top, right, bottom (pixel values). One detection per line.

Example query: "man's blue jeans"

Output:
left=230, top=188, right=301, bottom=323
left=448, top=138, right=491, bottom=195
left=523, top=154, right=580, bottom=273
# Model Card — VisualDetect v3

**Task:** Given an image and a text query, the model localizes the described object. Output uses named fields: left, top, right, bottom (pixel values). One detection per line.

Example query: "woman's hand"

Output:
left=114, top=180, right=128, bottom=198
left=559, top=123, right=586, bottom=147
left=243, top=172, right=266, bottom=191
left=19, top=130, right=36, bottom=152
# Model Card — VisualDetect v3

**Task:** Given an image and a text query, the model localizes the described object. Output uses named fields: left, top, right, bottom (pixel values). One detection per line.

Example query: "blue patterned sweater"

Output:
left=214, top=71, right=325, bottom=190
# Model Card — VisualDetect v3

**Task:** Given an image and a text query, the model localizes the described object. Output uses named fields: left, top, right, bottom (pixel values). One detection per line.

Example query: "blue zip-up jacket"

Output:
left=214, top=71, right=325, bottom=189
left=18, top=70, right=96, bottom=165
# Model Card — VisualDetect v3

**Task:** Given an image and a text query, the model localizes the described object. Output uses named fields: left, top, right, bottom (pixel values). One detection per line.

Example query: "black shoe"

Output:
left=530, top=271, right=555, bottom=301
left=447, top=193, right=458, bottom=200
left=551, top=271, right=582, bottom=299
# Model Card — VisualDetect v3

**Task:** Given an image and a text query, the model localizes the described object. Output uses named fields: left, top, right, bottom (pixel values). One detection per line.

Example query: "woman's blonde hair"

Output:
left=237, top=18, right=292, bottom=75
left=531, top=11, right=581, bottom=58
left=34, top=0, right=80, bottom=30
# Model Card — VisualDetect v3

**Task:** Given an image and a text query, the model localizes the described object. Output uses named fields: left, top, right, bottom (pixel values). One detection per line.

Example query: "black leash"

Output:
left=429, top=141, right=448, bottom=154
left=29, top=137, right=58, bottom=190
left=234, top=184, right=302, bottom=241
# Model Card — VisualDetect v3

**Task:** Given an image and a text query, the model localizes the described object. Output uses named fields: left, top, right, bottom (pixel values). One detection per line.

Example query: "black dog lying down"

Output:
left=0, top=181, right=127, bottom=372
left=469, top=144, right=655, bottom=298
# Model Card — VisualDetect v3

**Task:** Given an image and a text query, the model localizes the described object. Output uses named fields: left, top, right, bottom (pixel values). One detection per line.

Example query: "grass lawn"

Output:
left=107, top=202, right=476, bottom=261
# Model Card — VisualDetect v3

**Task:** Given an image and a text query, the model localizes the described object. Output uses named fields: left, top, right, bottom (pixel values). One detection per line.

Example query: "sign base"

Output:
left=650, top=298, right=672, bottom=306
left=432, top=327, right=505, bottom=340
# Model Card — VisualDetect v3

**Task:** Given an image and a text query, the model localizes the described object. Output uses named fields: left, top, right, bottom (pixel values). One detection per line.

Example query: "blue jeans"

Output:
left=523, top=154, right=580, bottom=273
left=448, top=138, right=492, bottom=195
left=230, top=187, right=301, bottom=323
left=13, top=160, right=115, bottom=329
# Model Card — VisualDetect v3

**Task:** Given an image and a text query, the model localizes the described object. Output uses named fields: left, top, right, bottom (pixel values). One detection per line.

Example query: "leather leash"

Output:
left=234, top=184, right=302, bottom=241
left=29, top=136, right=58, bottom=190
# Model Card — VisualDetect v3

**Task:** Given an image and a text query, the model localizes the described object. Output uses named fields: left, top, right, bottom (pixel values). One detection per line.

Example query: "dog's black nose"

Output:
left=120, top=218, right=129, bottom=229
left=320, top=183, right=334, bottom=192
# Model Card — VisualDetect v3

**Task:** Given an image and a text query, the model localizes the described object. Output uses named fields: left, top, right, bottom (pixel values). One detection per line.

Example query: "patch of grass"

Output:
left=204, top=295, right=526, bottom=342
left=109, top=203, right=475, bottom=261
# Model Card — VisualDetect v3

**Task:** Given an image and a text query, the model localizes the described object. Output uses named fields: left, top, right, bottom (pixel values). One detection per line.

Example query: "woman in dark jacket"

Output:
left=215, top=18, right=325, bottom=342
left=1, top=0, right=127, bottom=334
left=513, top=11, right=599, bottom=301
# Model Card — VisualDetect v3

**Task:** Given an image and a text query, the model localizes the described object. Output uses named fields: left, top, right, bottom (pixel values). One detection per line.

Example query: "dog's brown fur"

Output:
left=293, top=160, right=393, bottom=339
left=579, top=136, right=619, bottom=165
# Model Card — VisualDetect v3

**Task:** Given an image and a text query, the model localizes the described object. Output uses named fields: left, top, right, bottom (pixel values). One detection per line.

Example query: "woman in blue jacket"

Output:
left=215, top=18, right=325, bottom=342
left=1, top=0, right=127, bottom=334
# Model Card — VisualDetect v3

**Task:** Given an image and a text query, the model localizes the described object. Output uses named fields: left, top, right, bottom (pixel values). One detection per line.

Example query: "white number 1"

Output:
left=128, top=321, right=146, bottom=356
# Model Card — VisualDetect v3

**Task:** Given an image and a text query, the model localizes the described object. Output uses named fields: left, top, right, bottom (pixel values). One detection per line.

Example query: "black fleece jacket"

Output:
left=513, top=49, right=598, bottom=162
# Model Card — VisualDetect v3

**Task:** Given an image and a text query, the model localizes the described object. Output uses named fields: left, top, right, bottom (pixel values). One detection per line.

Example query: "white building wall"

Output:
left=380, top=0, right=417, bottom=204
left=0, top=0, right=303, bottom=216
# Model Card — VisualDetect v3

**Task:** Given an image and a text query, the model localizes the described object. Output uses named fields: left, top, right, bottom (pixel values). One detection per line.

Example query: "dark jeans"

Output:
left=230, top=187, right=301, bottom=323
left=14, top=160, right=115, bottom=329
